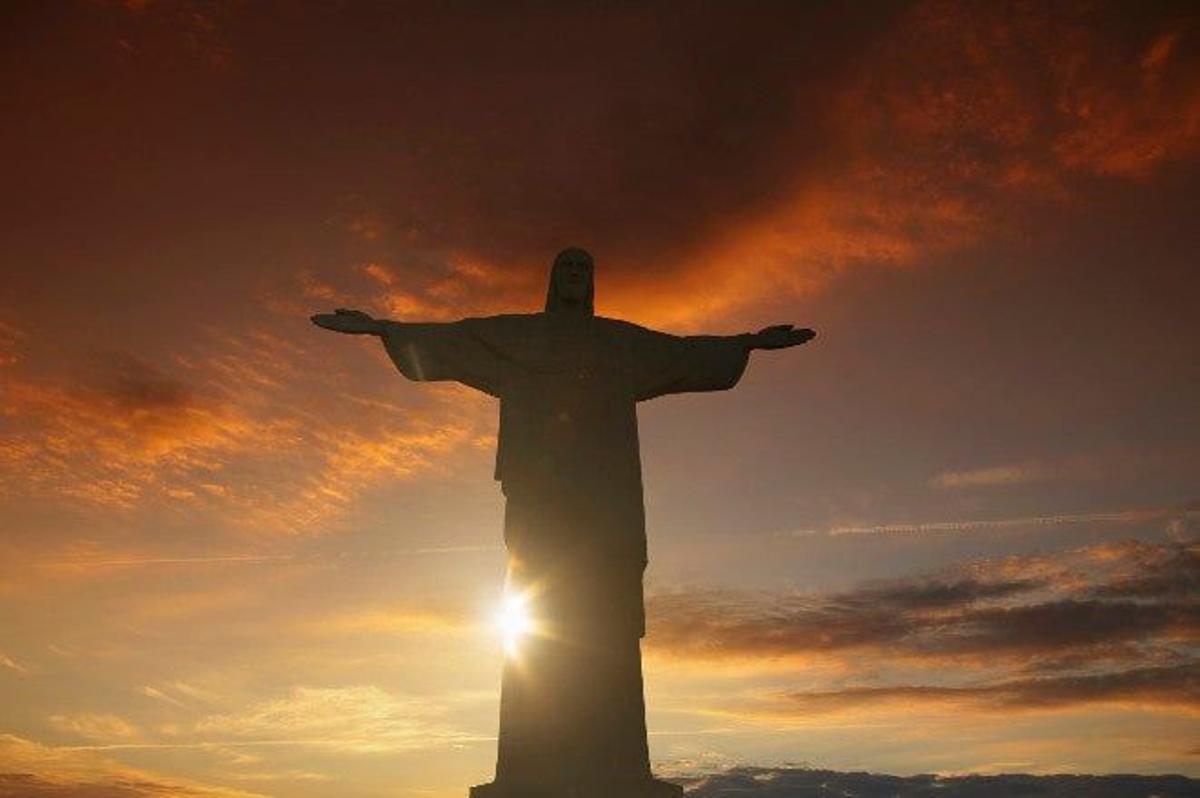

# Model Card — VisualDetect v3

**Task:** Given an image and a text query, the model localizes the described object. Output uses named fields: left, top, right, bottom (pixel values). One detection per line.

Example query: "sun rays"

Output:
left=496, top=591, right=535, bottom=657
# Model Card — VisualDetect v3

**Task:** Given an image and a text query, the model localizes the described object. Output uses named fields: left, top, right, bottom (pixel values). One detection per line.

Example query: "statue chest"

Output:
left=498, top=335, right=640, bottom=477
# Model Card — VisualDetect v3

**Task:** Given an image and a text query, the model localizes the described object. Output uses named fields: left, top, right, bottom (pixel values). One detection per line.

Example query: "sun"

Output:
left=496, top=592, right=534, bottom=656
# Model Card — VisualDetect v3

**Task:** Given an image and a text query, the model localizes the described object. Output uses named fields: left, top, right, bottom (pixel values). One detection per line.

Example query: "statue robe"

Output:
left=381, top=312, right=748, bottom=794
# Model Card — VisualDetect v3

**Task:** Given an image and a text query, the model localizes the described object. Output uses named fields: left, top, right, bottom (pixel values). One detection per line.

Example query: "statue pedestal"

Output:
left=469, top=776, right=682, bottom=798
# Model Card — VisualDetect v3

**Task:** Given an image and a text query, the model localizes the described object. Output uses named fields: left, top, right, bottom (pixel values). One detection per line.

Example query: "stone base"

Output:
left=469, top=776, right=682, bottom=798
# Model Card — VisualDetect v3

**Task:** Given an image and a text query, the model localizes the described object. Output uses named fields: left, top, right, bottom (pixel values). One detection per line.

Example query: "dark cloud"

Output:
left=3, top=1, right=898, bottom=278
left=995, top=663, right=1198, bottom=709
left=673, top=767, right=1199, bottom=798
left=930, top=598, right=1198, bottom=657
left=1088, top=541, right=1199, bottom=600
left=777, top=663, right=1197, bottom=714
left=274, top=1, right=902, bottom=271
left=300, top=0, right=1200, bottom=279
left=837, top=576, right=1042, bottom=611
left=646, top=575, right=1048, bottom=659
left=647, top=541, right=1198, bottom=663
left=92, top=356, right=196, bottom=415
left=648, top=541, right=1198, bottom=719
left=9, top=0, right=1196, bottom=327
left=648, top=589, right=1197, bottom=663
left=647, top=588, right=913, bottom=657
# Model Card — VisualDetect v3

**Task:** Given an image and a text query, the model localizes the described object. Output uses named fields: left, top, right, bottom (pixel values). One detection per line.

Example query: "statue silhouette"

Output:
left=312, top=248, right=814, bottom=798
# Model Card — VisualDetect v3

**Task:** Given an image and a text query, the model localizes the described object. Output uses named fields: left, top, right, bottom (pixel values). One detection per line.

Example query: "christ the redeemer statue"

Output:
left=312, top=248, right=814, bottom=798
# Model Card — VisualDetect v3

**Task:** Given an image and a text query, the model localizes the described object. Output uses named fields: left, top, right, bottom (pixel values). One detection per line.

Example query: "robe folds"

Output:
left=380, top=312, right=749, bottom=792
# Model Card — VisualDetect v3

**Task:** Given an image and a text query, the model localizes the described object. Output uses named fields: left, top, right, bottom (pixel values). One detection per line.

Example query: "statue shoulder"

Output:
left=461, top=312, right=539, bottom=324
left=455, top=313, right=550, bottom=359
left=596, top=316, right=669, bottom=346
left=458, top=313, right=541, bottom=333
left=595, top=316, right=649, bottom=336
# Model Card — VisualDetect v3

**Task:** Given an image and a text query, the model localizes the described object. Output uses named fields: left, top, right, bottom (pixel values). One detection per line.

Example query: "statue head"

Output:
left=545, top=247, right=595, bottom=315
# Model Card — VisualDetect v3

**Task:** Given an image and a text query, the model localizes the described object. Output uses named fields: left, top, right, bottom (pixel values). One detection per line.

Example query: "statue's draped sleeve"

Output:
left=379, top=317, right=518, bottom=398
left=621, top=322, right=751, bottom=401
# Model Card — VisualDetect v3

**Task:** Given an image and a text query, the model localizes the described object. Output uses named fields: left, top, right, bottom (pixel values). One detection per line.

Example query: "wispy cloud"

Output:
left=35, top=554, right=300, bottom=569
left=297, top=605, right=476, bottom=638
left=0, top=734, right=266, bottom=798
left=31, top=544, right=500, bottom=571
left=192, top=685, right=475, bottom=753
left=0, top=652, right=30, bottom=676
left=788, top=507, right=1196, bottom=537
left=0, top=357, right=276, bottom=510
left=363, top=256, right=537, bottom=321
left=140, top=686, right=189, bottom=709
left=48, top=714, right=140, bottom=741
left=0, top=330, right=495, bottom=533
left=930, top=455, right=1109, bottom=489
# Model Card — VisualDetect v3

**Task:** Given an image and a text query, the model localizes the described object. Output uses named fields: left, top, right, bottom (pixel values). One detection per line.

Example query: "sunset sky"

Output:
left=2, top=1, right=1199, bottom=796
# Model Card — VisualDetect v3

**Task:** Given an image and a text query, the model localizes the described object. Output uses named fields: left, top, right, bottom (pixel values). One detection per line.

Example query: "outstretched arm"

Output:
left=311, top=307, right=511, bottom=397
left=628, top=322, right=816, bottom=401
left=740, top=324, right=817, bottom=351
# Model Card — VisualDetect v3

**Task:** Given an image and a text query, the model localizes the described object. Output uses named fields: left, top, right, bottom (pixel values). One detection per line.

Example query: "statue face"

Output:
left=554, top=251, right=593, bottom=302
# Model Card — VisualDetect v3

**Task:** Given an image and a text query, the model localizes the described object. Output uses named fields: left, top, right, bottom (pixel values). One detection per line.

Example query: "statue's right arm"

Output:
left=312, top=308, right=509, bottom=397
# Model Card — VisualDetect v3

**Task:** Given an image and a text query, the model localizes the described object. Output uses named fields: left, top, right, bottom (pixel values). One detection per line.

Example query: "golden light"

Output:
left=496, top=592, right=533, bottom=656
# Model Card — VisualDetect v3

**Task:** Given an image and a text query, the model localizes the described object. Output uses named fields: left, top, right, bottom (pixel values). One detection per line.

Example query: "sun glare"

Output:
left=497, top=592, right=534, bottom=656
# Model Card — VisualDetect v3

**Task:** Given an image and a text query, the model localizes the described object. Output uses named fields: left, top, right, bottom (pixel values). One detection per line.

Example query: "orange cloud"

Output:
left=298, top=604, right=476, bottom=638
left=0, top=652, right=30, bottom=676
left=362, top=256, right=540, bottom=321
left=192, top=685, right=473, bottom=754
left=0, top=357, right=281, bottom=509
left=323, top=3, right=1199, bottom=332
left=48, top=714, right=140, bottom=742
left=0, top=320, right=22, bottom=368
left=0, top=326, right=496, bottom=534
left=0, top=733, right=265, bottom=798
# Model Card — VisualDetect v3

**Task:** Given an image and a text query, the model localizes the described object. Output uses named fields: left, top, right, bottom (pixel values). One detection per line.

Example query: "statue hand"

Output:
left=754, top=324, right=816, bottom=350
left=310, top=308, right=384, bottom=335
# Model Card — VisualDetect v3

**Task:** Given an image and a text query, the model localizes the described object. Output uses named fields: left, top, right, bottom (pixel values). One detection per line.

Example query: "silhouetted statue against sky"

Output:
left=312, top=248, right=814, bottom=798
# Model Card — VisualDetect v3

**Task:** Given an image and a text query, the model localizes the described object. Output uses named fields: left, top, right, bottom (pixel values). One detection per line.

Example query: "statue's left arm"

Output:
left=626, top=322, right=815, bottom=401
